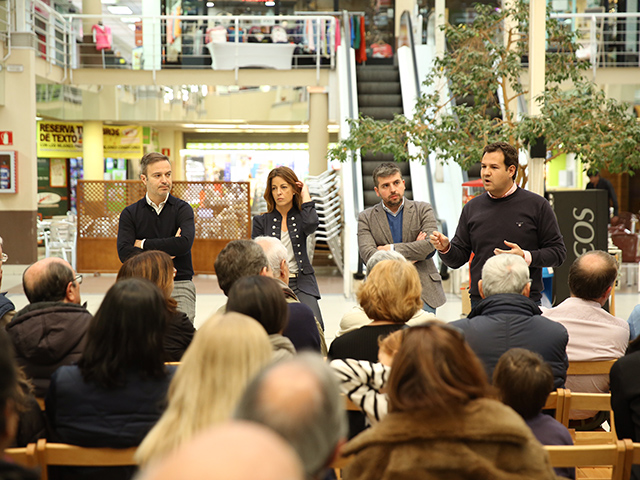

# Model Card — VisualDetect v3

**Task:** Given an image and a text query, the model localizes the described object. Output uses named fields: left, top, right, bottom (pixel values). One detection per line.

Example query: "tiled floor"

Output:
left=3, top=264, right=639, bottom=347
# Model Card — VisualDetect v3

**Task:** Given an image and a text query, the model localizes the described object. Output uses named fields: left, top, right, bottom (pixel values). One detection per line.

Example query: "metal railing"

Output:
left=550, top=12, right=640, bottom=74
left=23, top=0, right=336, bottom=74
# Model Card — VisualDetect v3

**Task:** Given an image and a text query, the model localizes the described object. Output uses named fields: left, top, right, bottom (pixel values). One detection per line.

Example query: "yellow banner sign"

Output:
left=37, top=121, right=83, bottom=158
left=37, top=122, right=143, bottom=160
left=103, top=125, right=142, bottom=159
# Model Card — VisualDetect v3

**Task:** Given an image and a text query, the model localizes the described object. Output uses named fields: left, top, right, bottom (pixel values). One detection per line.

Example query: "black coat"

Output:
left=451, top=294, right=569, bottom=388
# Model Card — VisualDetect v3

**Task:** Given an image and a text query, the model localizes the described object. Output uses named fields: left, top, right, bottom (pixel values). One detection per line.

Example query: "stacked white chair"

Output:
left=306, top=170, right=343, bottom=274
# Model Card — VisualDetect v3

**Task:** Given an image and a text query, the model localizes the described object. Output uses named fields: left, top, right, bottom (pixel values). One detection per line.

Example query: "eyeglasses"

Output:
left=1, top=253, right=7, bottom=263
left=74, top=275, right=83, bottom=285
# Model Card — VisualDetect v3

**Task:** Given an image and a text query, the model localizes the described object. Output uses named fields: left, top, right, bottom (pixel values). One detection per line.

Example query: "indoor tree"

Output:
left=329, top=1, right=640, bottom=186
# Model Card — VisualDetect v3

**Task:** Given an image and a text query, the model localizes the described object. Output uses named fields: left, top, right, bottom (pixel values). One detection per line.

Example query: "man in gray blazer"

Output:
left=357, top=163, right=446, bottom=312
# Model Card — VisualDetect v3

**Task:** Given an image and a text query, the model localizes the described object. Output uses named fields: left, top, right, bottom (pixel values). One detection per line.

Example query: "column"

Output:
left=528, top=0, right=546, bottom=196
left=308, top=87, right=329, bottom=176
left=0, top=48, right=38, bottom=263
left=83, top=121, right=104, bottom=180
left=173, top=130, right=185, bottom=180
left=81, top=0, right=103, bottom=67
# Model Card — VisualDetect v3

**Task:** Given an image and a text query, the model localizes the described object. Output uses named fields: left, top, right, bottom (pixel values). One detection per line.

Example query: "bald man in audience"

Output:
left=235, top=353, right=347, bottom=480
left=5, top=257, right=90, bottom=396
left=542, top=250, right=628, bottom=423
left=138, top=421, right=304, bottom=480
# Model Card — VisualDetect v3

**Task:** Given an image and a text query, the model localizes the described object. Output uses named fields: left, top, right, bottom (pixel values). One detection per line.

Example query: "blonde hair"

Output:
left=378, top=329, right=404, bottom=359
left=135, top=313, right=272, bottom=466
left=358, top=260, right=422, bottom=323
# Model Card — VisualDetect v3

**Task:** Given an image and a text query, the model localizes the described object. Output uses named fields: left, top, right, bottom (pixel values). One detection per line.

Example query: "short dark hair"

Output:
left=140, top=152, right=170, bottom=176
left=568, top=250, right=618, bottom=300
left=372, top=163, right=402, bottom=188
left=78, top=278, right=168, bottom=389
left=587, top=168, right=599, bottom=177
left=214, top=240, right=269, bottom=296
left=0, top=329, right=17, bottom=437
left=23, top=261, right=74, bottom=303
left=483, top=142, right=519, bottom=181
left=493, top=348, right=554, bottom=420
left=227, top=276, right=289, bottom=335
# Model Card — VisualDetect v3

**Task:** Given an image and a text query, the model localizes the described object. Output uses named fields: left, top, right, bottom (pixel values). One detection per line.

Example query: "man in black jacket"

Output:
left=5, top=257, right=90, bottom=397
left=451, top=254, right=569, bottom=388
left=117, top=152, right=196, bottom=322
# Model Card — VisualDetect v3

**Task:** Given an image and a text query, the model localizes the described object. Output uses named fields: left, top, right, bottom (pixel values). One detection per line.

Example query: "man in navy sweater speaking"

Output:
left=430, top=142, right=566, bottom=310
left=117, top=152, right=196, bottom=322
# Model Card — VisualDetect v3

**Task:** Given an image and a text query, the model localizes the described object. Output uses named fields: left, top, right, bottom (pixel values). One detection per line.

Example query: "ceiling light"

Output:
left=265, top=1, right=275, bottom=6
left=101, top=0, right=117, bottom=4
left=206, top=1, right=215, bottom=6
left=107, top=5, right=133, bottom=14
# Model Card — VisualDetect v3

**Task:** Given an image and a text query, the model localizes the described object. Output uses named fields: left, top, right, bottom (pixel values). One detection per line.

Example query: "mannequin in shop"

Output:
left=92, top=20, right=112, bottom=67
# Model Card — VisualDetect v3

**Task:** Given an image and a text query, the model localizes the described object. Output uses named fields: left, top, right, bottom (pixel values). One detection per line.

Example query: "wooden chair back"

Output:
left=559, top=390, right=617, bottom=444
left=545, top=440, right=633, bottom=480
left=36, top=439, right=138, bottom=480
left=4, top=443, right=38, bottom=468
left=567, top=360, right=616, bottom=376
left=624, top=442, right=640, bottom=480
left=543, top=388, right=566, bottom=423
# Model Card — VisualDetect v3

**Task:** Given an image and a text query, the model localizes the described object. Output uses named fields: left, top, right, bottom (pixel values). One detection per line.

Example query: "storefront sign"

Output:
left=103, top=125, right=142, bottom=159
left=37, top=121, right=83, bottom=158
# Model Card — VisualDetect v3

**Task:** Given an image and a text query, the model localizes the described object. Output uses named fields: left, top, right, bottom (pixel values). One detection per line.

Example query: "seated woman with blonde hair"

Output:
left=329, top=259, right=421, bottom=362
left=117, top=250, right=194, bottom=361
left=135, top=312, right=272, bottom=467
left=341, top=323, right=557, bottom=480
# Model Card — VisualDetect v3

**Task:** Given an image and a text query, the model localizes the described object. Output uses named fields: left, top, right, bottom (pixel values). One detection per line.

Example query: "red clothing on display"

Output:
left=92, top=24, right=112, bottom=51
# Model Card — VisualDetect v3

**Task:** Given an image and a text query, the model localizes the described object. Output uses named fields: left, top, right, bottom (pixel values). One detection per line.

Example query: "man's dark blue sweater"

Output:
left=439, top=188, right=566, bottom=303
left=117, top=194, right=195, bottom=281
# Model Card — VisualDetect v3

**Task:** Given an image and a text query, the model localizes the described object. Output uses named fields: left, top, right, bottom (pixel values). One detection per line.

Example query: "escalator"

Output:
left=356, top=65, right=413, bottom=209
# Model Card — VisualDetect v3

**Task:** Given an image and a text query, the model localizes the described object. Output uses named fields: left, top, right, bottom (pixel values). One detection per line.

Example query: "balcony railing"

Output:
left=26, top=0, right=336, bottom=74
left=550, top=12, right=640, bottom=75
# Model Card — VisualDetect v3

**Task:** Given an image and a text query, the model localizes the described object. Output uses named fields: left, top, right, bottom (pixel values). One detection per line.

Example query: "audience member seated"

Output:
left=136, top=312, right=272, bottom=467
left=542, top=250, right=628, bottom=419
left=137, top=421, right=304, bottom=480
left=329, top=259, right=420, bottom=362
left=611, top=335, right=640, bottom=480
left=45, top=278, right=176, bottom=480
left=340, top=324, right=557, bottom=480
left=254, top=235, right=326, bottom=355
left=117, top=250, right=195, bottom=361
left=6, top=257, right=91, bottom=396
left=328, top=259, right=420, bottom=438
left=9, top=367, right=46, bottom=448
left=0, top=235, right=16, bottom=327
left=227, top=275, right=296, bottom=360
left=627, top=304, right=640, bottom=341
left=235, top=353, right=347, bottom=480
left=493, top=348, right=575, bottom=480
left=0, top=329, right=40, bottom=480
left=335, top=251, right=435, bottom=338
left=451, top=254, right=568, bottom=387
left=215, top=239, right=322, bottom=352
left=330, top=329, right=403, bottom=424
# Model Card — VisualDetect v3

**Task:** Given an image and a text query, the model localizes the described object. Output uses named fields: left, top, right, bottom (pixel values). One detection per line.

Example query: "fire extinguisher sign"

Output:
left=0, top=132, right=13, bottom=146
